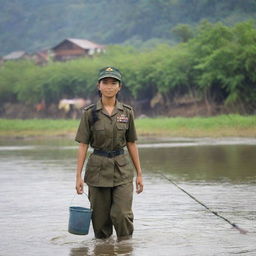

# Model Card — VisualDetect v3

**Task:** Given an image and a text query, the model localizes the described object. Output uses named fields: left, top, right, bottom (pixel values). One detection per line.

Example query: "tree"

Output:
left=172, top=24, right=194, bottom=42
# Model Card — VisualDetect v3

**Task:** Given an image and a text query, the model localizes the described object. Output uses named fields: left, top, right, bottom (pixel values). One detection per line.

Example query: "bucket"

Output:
left=68, top=194, right=92, bottom=235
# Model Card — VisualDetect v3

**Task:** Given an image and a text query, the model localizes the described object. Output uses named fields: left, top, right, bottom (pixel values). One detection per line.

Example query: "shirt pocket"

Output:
left=116, top=122, right=128, bottom=145
left=84, top=155, right=101, bottom=185
left=115, top=155, right=133, bottom=179
left=92, top=121, right=105, bottom=148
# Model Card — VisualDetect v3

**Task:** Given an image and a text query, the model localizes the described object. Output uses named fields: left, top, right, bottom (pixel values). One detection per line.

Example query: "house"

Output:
left=31, top=49, right=51, bottom=65
left=51, top=38, right=105, bottom=61
left=3, top=51, right=30, bottom=61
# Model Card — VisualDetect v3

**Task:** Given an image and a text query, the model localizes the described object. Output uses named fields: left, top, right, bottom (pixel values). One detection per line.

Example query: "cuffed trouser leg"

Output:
left=110, top=182, right=134, bottom=238
left=89, top=186, right=113, bottom=239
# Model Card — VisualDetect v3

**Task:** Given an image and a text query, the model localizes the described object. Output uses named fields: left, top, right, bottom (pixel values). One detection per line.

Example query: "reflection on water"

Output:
left=69, top=238, right=133, bottom=256
left=141, top=145, right=256, bottom=182
left=0, top=137, right=256, bottom=256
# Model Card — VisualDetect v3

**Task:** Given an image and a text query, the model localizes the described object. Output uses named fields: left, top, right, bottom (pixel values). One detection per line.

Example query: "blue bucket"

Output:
left=68, top=195, right=92, bottom=235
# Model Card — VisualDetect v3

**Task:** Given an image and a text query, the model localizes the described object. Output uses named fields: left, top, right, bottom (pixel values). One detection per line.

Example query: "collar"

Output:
left=116, top=100, right=124, bottom=111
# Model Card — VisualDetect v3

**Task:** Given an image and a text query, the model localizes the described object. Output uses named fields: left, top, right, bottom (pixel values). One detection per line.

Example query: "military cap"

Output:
left=98, top=66, right=122, bottom=82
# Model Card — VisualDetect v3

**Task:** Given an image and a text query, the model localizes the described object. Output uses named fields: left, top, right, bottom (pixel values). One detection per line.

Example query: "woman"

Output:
left=75, top=66, right=143, bottom=239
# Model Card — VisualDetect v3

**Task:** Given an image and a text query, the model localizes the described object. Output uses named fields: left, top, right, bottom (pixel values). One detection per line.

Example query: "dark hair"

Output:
left=91, top=105, right=99, bottom=125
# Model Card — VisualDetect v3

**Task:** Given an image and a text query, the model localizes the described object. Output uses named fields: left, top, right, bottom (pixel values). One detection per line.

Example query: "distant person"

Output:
left=75, top=66, right=143, bottom=239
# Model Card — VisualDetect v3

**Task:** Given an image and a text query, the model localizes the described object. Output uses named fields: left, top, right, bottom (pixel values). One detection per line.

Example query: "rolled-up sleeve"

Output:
left=75, top=111, right=91, bottom=144
left=126, top=109, right=138, bottom=142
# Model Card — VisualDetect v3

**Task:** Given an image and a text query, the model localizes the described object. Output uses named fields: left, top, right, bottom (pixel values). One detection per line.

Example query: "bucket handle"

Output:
left=70, top=192, right=91, bottom=208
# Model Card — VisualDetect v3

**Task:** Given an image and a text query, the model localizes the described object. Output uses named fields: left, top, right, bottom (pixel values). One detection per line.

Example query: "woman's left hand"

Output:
left=136, top=176, right=144, bottom=194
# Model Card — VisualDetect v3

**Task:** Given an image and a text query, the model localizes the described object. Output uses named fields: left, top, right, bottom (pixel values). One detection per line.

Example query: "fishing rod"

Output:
left=160, top=173, right=248, bottom=234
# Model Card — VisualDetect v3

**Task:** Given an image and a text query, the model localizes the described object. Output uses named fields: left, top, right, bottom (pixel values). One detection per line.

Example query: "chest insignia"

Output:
left=117, top=114, right=129, bottom=123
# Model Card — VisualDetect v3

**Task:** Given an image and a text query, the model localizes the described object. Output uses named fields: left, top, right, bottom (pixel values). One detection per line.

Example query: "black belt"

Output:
left=93, top=149, right=124, bottom=158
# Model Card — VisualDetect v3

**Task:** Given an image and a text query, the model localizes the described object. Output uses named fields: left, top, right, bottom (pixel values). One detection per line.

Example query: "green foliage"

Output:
left=1, top=20, right=256, bottom=114
left=172, top=24, right=194, bottom=42
left=190, top=21, right=256, bottom=110
left=0, top=60, right=35, bottom=102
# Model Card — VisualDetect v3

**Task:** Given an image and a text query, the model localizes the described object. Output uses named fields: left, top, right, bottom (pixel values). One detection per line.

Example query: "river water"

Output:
left=0, top=137, right=255, bottom=256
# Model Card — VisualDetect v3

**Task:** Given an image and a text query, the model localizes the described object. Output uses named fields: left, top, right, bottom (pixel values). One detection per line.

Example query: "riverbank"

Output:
left=0, top=115, right=255, bottom=138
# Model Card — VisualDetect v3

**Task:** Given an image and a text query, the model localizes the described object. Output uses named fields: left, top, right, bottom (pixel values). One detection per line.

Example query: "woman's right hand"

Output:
left=76, top=176, right=84, bottom=194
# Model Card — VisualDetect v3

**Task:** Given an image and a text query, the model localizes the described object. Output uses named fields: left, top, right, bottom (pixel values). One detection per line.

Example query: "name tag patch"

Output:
left=117, top=114, right=129, bottom=123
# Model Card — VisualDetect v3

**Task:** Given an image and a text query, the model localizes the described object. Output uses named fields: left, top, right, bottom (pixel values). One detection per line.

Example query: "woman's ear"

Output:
left=117, top=85, right=122, bottom=93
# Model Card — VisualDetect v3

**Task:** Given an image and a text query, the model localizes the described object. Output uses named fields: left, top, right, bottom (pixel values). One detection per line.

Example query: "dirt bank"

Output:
left=0, top=100, right=228, bottom=119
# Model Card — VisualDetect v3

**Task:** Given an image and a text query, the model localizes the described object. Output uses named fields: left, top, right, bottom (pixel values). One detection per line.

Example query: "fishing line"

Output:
left=160, top=173, right=248, bottom=234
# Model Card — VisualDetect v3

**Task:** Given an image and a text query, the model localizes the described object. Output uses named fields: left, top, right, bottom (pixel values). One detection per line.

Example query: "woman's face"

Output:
left=98, top=77, right=121, bottom=98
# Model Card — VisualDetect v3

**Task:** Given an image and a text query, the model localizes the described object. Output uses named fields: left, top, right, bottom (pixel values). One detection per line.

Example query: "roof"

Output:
left=3, top=51, right=28, bottom=60
left=34, top=49, right=49, bottom=58
left=52, top=38, right=105, bottom=50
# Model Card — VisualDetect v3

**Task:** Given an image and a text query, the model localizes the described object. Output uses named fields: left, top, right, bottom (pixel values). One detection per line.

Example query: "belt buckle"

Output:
left=107, top=151, right=114, bottom=158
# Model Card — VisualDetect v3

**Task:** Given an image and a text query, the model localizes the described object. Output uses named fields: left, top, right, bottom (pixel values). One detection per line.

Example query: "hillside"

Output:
left=1, top=0, right=256, bottom=55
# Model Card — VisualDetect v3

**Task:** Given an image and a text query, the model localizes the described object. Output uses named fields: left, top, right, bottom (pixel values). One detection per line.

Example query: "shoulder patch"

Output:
left=83, top=104, right=95, bottom=111
left=123, top=104, right=132, bottom=110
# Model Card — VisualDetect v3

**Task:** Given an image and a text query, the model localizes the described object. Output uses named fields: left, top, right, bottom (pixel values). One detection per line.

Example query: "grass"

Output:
left=135, top=115, right=256, bottom=137
left=0, top=115, right=255, bottom=138
left=0, top=119, right=76, bottom=137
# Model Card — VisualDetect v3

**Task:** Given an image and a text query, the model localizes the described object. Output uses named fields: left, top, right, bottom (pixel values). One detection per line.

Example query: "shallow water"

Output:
left=0, top=137, right=256, bottom=256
